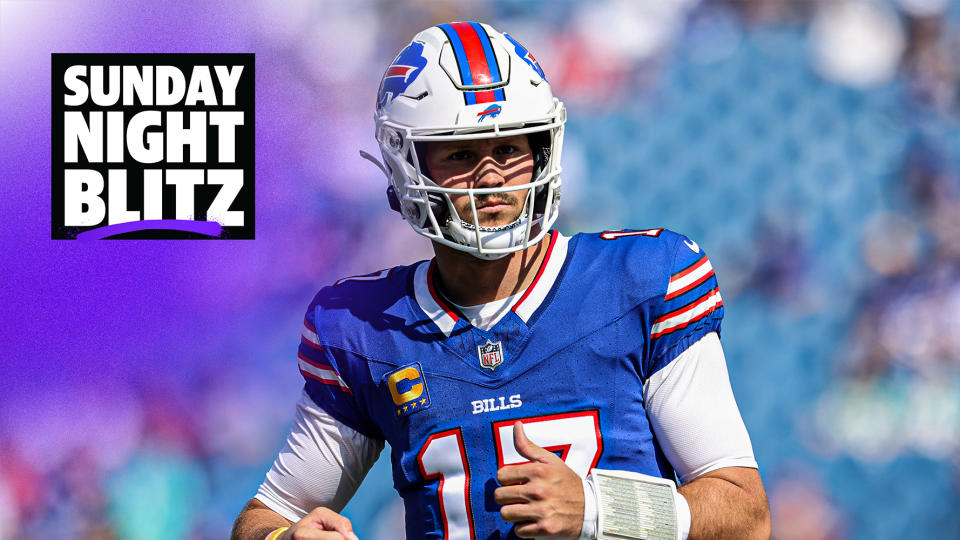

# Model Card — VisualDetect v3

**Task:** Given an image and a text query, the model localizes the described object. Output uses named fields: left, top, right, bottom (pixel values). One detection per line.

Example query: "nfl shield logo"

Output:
left=478, top=339, right=504, bottom=371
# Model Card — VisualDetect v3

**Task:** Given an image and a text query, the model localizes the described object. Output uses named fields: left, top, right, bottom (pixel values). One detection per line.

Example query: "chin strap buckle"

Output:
left=386, top=185, right=402, bottom=213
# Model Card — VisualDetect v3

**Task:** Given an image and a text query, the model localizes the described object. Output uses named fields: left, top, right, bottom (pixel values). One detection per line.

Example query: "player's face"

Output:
left=423, top=135, right=534, bottom=228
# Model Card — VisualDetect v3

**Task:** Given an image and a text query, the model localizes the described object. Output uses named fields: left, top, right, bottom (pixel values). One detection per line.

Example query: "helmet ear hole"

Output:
left=411, top=141, right=450, bottom=225
left=428, top=192, right=449, bottom=224
left=528, top=130, right=553, bottom=214
left=528, top=131, right=552, bottom=181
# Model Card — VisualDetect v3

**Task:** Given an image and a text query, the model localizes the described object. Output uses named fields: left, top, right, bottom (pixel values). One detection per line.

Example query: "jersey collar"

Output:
left=511, top=230, right=568, bottom=323
left=413, top=231, right=570, bottom=336
left=413, top=259, right=461, bottom=337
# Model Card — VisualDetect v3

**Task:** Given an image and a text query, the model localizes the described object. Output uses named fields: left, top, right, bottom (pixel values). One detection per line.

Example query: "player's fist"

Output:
left=279, top=507, right=359, bottom=540
left=494, top=421, right=585, bottom=539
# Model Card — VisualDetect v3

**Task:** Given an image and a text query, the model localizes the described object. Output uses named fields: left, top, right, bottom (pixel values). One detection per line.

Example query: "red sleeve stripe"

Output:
left=302, top=322, right=322, bottom=349
left=298, top=353, right=352, bottom=394
left=300, top=336, right=323, bottom=351
left=665, top=258, right=715, bottom=301
left=670, top=253, right=708, bottom=281
left=651, top=287, right=723, bottom=339
left=654, top=286, right=721, bottom=324
left=297, top=352, right=333, bottom=371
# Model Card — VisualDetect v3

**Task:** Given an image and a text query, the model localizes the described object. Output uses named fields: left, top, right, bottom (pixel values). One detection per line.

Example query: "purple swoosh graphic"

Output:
left=75, top=219, right=223, bottom=240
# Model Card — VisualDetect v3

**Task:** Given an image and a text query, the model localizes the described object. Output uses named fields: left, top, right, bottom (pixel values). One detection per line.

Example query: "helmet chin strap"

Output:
left=444, top=212, right=543, bottom=260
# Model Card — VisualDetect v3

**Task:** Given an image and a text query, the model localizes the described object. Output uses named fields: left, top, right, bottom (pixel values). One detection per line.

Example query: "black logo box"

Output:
left=51, top=53, right=255, bottom=239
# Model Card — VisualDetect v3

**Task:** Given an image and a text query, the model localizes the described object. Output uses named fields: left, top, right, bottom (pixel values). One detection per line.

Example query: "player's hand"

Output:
left=494, top=421, right=585, bottom=539
left=279, top=507, right=359, bottom=540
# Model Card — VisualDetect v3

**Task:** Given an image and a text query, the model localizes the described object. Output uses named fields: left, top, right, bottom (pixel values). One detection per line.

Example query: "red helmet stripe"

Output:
left=449, top=22, right=496, bottom=103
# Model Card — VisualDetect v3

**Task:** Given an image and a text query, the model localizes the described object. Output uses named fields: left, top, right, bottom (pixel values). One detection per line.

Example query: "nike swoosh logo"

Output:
left=684, top=239, right=700, bottom=253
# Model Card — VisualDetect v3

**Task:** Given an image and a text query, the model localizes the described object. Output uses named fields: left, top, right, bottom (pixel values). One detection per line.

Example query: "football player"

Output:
left=233, top=22, right=769, bottom=540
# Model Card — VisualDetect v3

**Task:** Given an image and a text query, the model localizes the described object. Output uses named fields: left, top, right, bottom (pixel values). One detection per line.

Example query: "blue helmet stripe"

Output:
left=437, top=23, right=473, bottom=86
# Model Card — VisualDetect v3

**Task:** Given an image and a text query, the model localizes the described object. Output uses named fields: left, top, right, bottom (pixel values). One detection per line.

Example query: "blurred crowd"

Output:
left=3, top=0, right=960, bottom=538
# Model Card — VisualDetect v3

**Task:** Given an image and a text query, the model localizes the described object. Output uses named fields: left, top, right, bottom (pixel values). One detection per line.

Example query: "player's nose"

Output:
left=473, top=157, right=507, bottom=188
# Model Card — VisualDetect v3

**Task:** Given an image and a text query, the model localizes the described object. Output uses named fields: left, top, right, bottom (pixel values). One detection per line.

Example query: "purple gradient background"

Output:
left=0, top=0, right=355, bottom=426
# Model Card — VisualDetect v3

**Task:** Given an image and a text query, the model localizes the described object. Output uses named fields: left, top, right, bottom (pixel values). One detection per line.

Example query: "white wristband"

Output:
left=586, top=469, right=687, bottom=540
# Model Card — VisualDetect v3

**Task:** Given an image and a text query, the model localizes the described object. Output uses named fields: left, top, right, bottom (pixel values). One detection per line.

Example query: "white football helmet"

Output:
left=362, top=22, right=566, bottom=259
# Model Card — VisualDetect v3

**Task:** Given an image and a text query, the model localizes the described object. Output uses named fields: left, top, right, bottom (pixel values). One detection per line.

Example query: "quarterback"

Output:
left=233, top=22, right=769, bottom=540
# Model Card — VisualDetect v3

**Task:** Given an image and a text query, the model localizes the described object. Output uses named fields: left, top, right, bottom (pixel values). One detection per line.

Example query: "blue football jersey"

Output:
left=296, top=229, right=723, bottom=539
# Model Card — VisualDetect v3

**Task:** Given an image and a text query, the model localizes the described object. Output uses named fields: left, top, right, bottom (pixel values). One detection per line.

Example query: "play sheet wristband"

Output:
left=589, top=468, right=681, bottom=540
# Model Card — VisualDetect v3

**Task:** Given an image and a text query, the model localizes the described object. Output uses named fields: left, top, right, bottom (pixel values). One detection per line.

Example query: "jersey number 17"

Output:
left=415, top=410, right=603, bottom=539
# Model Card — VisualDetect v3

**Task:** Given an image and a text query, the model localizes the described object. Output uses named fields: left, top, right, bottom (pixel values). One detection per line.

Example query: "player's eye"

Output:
left=446, top=150, right=472, bottom=161
left=496, top=145, right=518, bottom=155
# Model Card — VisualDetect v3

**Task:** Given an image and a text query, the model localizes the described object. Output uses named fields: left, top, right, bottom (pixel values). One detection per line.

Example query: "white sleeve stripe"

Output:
left=651, top=289, right=722, bottom=338
left=302, top=324, right=321, bottom=346
left=665, top=258, right=713, bottom=299
left=298, top=356, right=351, bottom=391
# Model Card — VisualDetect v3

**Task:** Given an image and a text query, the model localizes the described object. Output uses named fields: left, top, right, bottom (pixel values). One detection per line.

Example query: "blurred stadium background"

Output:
left=2, top=0, right=960, bottom=538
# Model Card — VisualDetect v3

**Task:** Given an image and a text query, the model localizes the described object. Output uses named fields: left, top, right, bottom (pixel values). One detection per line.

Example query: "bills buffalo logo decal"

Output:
left=378, top=41, right=428, bottom=109
left=503, top=33, right=546, bottom=81
left=476, top=104, right=502, bottom=122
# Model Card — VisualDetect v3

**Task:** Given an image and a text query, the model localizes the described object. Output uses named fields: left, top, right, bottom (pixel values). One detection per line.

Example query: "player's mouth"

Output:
left=476, top=201, right=511, bottom=213
left=458, top=194, right=522, bottom=225
left=474, top=197, right=515, bottom=214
